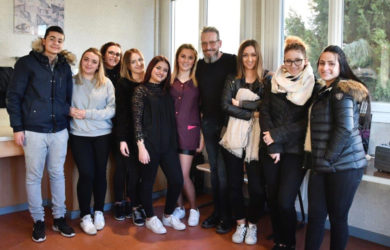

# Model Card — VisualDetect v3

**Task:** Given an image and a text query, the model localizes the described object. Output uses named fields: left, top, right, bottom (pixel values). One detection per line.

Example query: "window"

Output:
left=171, top=0, right=200, bottom=61
left=171, top=0, right=240, bottom=59
left=343, top=0, right=390, bottom=102
left=283, top=0, right=328, bottom=72
left=207, top=0, right=240, bottom=55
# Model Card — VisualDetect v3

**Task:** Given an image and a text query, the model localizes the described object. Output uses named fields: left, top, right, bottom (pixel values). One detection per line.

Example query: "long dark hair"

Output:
left=143, top=55, right=171, bottom=92
left=319, top=45, right=372, bottom=130
left=317, top=45, right=361, bottom=83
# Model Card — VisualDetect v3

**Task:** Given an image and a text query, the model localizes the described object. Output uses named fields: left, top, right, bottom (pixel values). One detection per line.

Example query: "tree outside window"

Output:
left=284, top=0, right=328, bottom=77
left=343, top=0, right=390, bottom=102
left=284, top=0, right=390, bottom=102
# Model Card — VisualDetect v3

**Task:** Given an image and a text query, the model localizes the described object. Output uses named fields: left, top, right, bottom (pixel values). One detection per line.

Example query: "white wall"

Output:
left=0, top=0, right=156, bottom=68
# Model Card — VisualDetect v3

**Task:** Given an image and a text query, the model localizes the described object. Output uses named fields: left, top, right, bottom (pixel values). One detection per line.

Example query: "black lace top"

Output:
left=132, top=82, right=178, bottom=151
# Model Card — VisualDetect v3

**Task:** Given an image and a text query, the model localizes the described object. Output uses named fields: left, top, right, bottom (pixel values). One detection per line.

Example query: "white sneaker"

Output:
left=145, top=216, right=167, bottom=234
left=232, top=224, right=247, bottom=243
left=245, top=224, right=257, bottom=245
left=94, top=211, right=105, bottom=230
left=162, top=214, right=186, bottom=230
left=172, top=207, right=185, bottom=219
left=80, top=214, right=97, bottom=235
left=188, top=209, right=200, bottom=226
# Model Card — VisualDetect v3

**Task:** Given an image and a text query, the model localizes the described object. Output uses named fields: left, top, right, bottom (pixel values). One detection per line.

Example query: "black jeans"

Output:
left=261, top=151, right=306, bottom=246
left=305, top=168, right=363, bottom=250
left=223, top=149, right=266, bottom=223
left=246, top=158, right=266, bottom=223
left=70, top=134, right=111, bottom=218
left=201, top=118, right=230, bottom=220
left=113, top=140, right=141, bottom=207
left=140, top=146, right=183, bottom=218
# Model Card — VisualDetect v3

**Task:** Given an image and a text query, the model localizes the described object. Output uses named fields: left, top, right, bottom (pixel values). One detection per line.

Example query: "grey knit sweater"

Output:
left=70, top=76, right=115, bottom=137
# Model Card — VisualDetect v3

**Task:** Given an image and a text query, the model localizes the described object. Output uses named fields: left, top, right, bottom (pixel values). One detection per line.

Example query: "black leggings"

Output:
left=305, top=168, right=363, bottom=250
left=140, top=146, right=183, bottom=218
left=70, top=134, right=111, bottom=218
left=261, top=151, right=306, bottom=246
left=113, top=140, right=141, bottom=207
left=223, top=149, right=266, bottom=223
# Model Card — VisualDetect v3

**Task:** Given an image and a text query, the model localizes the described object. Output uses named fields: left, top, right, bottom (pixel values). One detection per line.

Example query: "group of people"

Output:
left=6, top=25, right=371, bottom=250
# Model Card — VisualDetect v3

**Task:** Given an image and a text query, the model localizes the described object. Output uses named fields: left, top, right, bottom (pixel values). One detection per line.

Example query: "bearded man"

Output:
left=195, top=26, right=236, bottom=234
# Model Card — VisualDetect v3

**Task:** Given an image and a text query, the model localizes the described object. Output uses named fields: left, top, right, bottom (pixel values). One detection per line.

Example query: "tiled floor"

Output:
left=0, top=195, right=388, bottom=250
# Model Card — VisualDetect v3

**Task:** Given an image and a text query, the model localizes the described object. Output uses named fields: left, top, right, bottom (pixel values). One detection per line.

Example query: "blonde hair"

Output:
left=171, top=44, right=198, bottom=86
left=75, top=48, right=106, bottom=88
left=236, top=39, right=264, bottom=82
left=120, top=48, right=145, bottom=82
left=284, top=36, right=308, bottom=57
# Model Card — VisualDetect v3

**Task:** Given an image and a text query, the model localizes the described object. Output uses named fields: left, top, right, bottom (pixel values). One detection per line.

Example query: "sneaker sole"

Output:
left=32, top=236, right=46, bottom=243
left=133, top=221, right=145, bottom=227
left=114, top=216, right=125, bottom=221
left=52, top=225, right=76, bottom=237
left=146, top=226, right=166, bottom=234
left=163, top=222, right=186, bottom=231
left=80, top=225, right=97, bottom=235
left=245, top=240, right=257, bottom=245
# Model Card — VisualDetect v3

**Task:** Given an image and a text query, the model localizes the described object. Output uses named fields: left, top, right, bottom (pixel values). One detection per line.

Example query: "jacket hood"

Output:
left=31, top=38, right=76, bottom=65
left=337, top=79, right=369, bottom=103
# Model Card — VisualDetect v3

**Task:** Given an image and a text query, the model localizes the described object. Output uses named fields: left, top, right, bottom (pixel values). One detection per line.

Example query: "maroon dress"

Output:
left=170, top=78, right=201, bottom=151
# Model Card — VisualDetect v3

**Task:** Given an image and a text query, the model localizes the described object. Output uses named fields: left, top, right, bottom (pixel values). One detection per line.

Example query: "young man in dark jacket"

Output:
left=6, top=26, right=75, bottom=242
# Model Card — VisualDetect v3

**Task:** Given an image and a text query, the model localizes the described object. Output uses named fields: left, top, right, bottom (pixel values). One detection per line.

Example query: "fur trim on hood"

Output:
left=338, top=79, right=369, bottom=103
left=31, top=38, right=77, bottom=65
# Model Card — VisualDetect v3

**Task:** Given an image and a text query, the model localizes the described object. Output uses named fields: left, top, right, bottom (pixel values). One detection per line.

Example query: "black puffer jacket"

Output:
left=308, top=78, right=368, bottom=173
left=221, top=74, right=267, bottom=121
left=7, top=49, right=74, bottom=133
left=260, top=76, right=317, bottom=154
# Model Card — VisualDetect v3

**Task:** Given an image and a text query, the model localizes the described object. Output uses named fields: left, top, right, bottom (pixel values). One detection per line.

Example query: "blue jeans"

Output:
left=23, top=129, right=69, bottom=222
left=201, top=118, right=230, bottom=220
left=305, top=168, right=363, bottom=250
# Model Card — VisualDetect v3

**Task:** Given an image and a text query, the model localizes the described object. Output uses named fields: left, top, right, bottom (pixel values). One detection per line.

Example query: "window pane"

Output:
left=207, top=0, right=240, bottom=55
left=172, top=0, right=199, bottom=60
left=284, top=0, right=328, bottom=72
left=343, top=0, right=390, bottom=102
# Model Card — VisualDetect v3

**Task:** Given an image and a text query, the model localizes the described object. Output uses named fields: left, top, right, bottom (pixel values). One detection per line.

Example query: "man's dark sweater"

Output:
left=196, top=53, right=237, bottom=124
